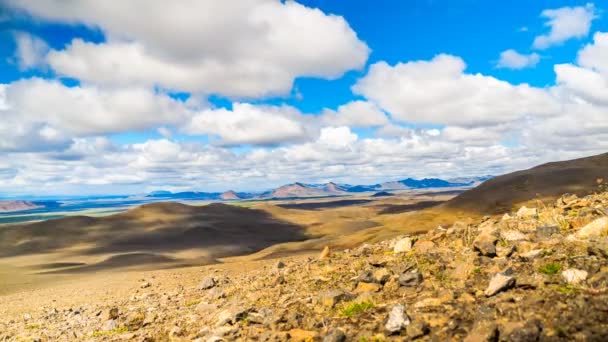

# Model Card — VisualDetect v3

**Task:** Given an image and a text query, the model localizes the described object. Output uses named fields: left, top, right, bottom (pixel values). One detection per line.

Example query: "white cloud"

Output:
left=578, top=32, right=608, bottom=76
left=497, top=49, right=540, bottom=69
left=184, top=103, right=310, bottom=145
left=321, top=100, right=388, bottom=127
left=533, top=3, right=596, bottom=49
left=12, top=31, right=49, bottom=71
left=10, top=0, right=369, bottom=98
left=353, top=54, right=558, bottom=127
left=0, top=78, right=190, bottom=151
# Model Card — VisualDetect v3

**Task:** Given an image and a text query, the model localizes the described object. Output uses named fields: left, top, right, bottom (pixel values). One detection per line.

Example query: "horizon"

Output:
left=1, top=1, right=608, bottom=196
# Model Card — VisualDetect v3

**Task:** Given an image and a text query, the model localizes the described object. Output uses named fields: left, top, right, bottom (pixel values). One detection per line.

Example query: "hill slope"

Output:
left=445, top=152, right=608, bottom=213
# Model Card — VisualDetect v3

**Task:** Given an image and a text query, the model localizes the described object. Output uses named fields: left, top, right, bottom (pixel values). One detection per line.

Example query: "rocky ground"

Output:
left=2, top=191, right=608, bottom=341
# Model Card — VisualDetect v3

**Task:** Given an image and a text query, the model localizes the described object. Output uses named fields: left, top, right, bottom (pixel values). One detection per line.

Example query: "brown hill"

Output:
left=220, top=190, right=241, bottom=200
left=445, top=152, right=608, bottom=213
left=0, top=202, right=307, bottom=271
left=0, top=200, right=41, bottom=213
left=269, top=183, right=327, bottom=198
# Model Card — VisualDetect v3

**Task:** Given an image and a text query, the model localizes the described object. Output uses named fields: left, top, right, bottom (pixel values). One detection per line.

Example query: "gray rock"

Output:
left=319, top=290, right=349, bottom=308
left=385, top=304, right=410, bottom=334
left=407, top=320, right=430, bottom=339
left=485, top=272, right=515, bottom=297
left=372, top=268, right=391, bottom=284
left=323, top=328, right=346, bottom=342
left=275, top=261, right=286, bottom=270
left=102, top=319, right=117, bottom=332
left=398, top=270, right=423, bottom=287
left=536, top=225, right=559, bottom=239
left=561, top=268, right=588, bottom=285
left=357, top=270, right=374, bottom=283
left=464, top=320, right=497, bottom=342
left=474, top=234, right=497, bottom=257
left=199, top=277, right=216, bottom=290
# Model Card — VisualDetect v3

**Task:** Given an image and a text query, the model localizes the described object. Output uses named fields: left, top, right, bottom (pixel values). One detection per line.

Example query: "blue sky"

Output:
left=1, top=1, right=608, bottom=195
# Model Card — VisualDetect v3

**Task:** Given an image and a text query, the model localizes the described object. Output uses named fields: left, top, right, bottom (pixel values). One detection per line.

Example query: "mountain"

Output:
left=322, top=182, right=348, bottom=194
left=390, top=178, right=469, bottom=189
left=445, top=152, right=608, bottom=213
left=146, top=191, right=221, bottom=200
left=268, top=182, right=329, bottom=198
left=220, top=190, right=241, bottom=200
left=371, top=191, right=394, bottom=197
left=0, top=200, right=42, bottom=213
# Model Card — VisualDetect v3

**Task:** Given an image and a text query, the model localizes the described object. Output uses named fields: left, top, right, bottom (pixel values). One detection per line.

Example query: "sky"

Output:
left=1, top=0, right=608, bottom=196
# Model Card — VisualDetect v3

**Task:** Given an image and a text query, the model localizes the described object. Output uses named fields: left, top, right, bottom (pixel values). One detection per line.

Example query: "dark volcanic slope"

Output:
left=0, top=202, right=306, bottom=258
left=445, top=152, right=608, bottom=213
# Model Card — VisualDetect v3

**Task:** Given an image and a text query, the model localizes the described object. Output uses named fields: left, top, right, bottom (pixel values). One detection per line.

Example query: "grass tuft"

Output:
left=538, top=262, right=562, bottom=275
left=340, top=301, right=374, bottom=317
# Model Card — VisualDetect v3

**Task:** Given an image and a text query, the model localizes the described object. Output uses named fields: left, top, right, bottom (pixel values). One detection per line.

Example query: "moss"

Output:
left=186, top=300, right=201, bottom=307
left=340, top=301, right=374, bottom=317
left=538, top=262, right=562, bottom=275
left=25, top=324, right=41, bottom=330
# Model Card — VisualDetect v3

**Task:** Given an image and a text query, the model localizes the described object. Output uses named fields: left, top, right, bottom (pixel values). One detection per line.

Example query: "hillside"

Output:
left=445, top=153, right=608, bottom=214
left=220, top=190, right=241, bottom=200
left=2, top=190, right=608, bottom=340
left=0, top=202, right=307, bottom=271
left=0, top=200, right=42, bottom=213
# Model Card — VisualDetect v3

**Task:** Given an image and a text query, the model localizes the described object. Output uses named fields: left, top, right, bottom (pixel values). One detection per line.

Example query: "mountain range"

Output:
left=147, top=176, right=491, bottom=201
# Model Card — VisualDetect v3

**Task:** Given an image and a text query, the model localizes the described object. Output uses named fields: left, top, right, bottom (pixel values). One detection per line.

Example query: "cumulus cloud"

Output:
left=184, top=103, right=310, bottom=146
left=12, top=31, right=49, bottom=71
left=496, top=49, right=540, bottom=69
left=9, top=0, right=369, bottom=98
left=320, top=101, right=388, bottom=127
left=533, top=3, right=596, bottom=49
left=0, top=78, right=191, bottom=151
left=352, top=54, right=558, bottom=127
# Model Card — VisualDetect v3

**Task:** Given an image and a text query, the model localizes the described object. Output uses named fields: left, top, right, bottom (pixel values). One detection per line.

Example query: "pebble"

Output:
left=577, top=217, right=608, bottom=239
left=199, top=277, right=216, bottom=290
left=323, top=328, right=346, bottom=342
left=398, top=270, right=423, bottom=287
left=319, top=246, right=331, bottom=260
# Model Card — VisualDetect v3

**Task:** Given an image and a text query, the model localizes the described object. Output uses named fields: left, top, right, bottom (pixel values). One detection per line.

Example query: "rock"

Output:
left=169, top=325, right=184, bottom=337
left=474, top=234, right=497, bottom=257
left=357, top=270, right=374, bottom=283
left=108, top=307, right=119, bottom=320
left=289, top=329, right=319, bottom=341
left=354, top=282, right=382, bottom=293
left=517, top=206, right=537, bottom=219
left=588, top=242, right=608, bottom=258
left=398, top=270, right=423, bottom=287
left=275, top=261, right=286, bottom=270
left=536, top=225, right=560, bottom=239
left=319, top=290, right=348, bottom=308
left=407, top=320, right=430, bottom=339
left=496, top=245, right=515, bottom=258
left=561, top=268, right=588, bottom=285
left=372, top=268, right=391, bottom=284
left=577, top=217, right=608, bottom=239
left=323, top=328, right=346, bottom=342
left=140, top=281, right=151, bottom=289
left=385, top=304, right=410, bottom=334
left=319, top=246, right=331, bottom=260
left=485, top=272, right=515, bottom=297
left=125, top=312, right=145, bottom=331
left=499, top=321, right=540, bottom=342
left=519, top=249, right=543, bottom=261
left=501, top=230, right=527, bottom=242
left=102, top=319, right=117, bottom=332
left=393, top=237, right=413, bottom=254
left=199, top=277, right=216, bottom=290
left=464, top=320, right=498, bottom=342
left=413, top=240, right=436, bottom=254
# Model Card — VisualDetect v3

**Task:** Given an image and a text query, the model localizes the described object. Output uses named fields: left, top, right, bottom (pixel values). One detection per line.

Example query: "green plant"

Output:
left=473, top=266, right=482, bottom=274
left=538, top=262, right=562, bottom=275
left=340, top=301, right=374, bottom=317
left=25, top=324, right=41, bottom=330
left=186, top=300, right=201, bottom=307
left=555, top=284, right=579, bottom=295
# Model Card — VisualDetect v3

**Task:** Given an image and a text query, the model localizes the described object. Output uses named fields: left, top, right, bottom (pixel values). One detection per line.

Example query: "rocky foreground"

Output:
left=2, top=192, right=608, bottom=341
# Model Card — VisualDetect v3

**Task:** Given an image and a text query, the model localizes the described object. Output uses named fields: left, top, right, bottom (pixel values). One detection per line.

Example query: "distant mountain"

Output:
left=447, top=175, right=493, bottom=186
left=323, top=182, right=349, bottom=194
left=146, top=191, right=221, bottom=200
left=220, top=190, right=241, bottom=201
left=372, top=191, right=394, bottom=197
left=393, top=178, right=469, bottom=189
left=0, top=200, right=43, bottom=213
left=268, top=182, right=329, bottom=199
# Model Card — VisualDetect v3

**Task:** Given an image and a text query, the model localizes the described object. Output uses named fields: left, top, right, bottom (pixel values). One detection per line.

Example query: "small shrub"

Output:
left=340, top=301, right=374, bottom=317
left=538, top=262, right=562, bottom=275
